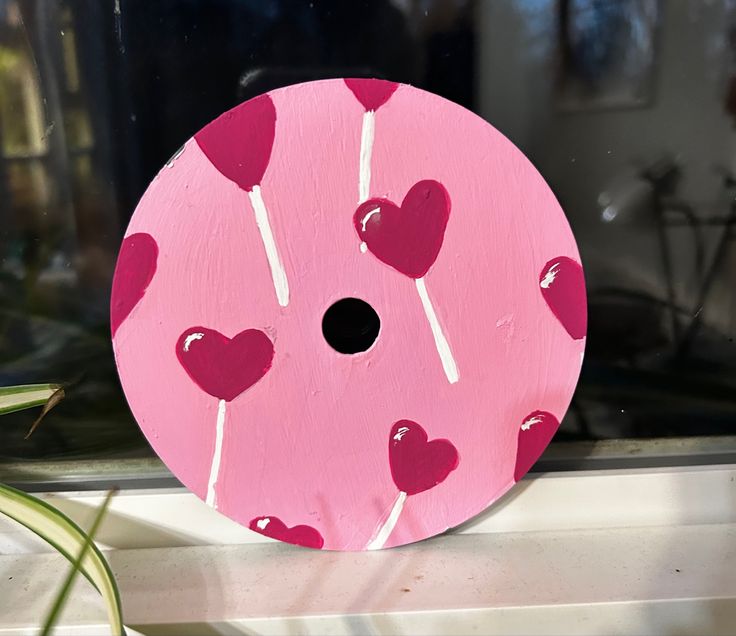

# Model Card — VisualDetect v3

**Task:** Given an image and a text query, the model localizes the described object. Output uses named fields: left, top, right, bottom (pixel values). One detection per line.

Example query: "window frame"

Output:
left=2, top=435, right=735, bottom=493
left=1, top=461, right=734, bottom=633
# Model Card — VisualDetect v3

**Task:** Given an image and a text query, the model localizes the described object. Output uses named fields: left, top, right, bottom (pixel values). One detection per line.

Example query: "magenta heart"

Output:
left=354, top=180, right=450, bottom=279
left=194, top=94, right=276, bottom=192
left=513, top=410, right=559, bottom=482
left=176, top=327, right=274, bottom=402
left=345, top=78, right=398, bottom=112
left=539, top=256, right=587, bottom=340
left=249, top=516, right=324, bottom=549
left=388, top=420, right=459, bottom=496
left=110, top=233, right=158, bottom=337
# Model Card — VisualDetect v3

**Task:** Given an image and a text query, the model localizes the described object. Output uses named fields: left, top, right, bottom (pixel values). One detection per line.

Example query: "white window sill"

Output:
left=0, top=464, right=734, bottom=635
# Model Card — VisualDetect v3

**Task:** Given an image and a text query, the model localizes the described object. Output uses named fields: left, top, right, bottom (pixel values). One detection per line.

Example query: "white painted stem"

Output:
left=248, top=185, right=289, bottom=307
left=366, top=490, right=407, bottom=550
left=206, top=399, right=227, bottom=509
left=358, top=110, right=375, bottom=203
left=415, top=277, right=459, bottom=384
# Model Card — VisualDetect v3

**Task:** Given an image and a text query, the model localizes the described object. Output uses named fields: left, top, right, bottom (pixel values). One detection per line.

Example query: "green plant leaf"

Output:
left=0, top=384, right=61, bottom=416
left=41, top=489, right=115, bottom=635
left=0, top=483, right=124, bottom=635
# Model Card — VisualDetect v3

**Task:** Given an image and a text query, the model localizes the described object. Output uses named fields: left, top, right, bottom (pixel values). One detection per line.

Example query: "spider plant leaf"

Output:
left=0, top=384, right=61, bottom=416
left=0, top=484, right=124, bottom=635
left=41, top=490, right=116, bottom=635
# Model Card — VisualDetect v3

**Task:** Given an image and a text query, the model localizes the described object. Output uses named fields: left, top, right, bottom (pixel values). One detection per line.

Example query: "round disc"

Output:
left=111, top=79, right=586, bottom=551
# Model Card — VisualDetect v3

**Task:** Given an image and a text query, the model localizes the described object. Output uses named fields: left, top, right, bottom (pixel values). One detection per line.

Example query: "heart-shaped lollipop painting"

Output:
left=249, top=516, right=324, bottom=549
left=367, top=420, right=459, bottom=549
left=195, top=95, right=289, bottom=307
left=514, top=410, right=559, bottom=482
left=355, top=180, right=459, bottom=383
left=539, top=257, right=587, bottom=340
left=345, top=78, right=399, bottom=202
left=176, top=327, right=274, bottom=507
left=110, top=233, right=158, bottom=337
left=111, top=78, right=586, bottom=551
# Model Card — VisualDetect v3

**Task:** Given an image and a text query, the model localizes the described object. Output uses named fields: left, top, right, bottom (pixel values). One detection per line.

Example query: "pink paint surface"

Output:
left=113, top=79, right=586, bottom=550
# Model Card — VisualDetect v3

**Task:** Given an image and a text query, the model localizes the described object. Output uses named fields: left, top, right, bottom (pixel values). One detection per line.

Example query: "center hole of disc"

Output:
left=322, top=298, right=380, bottom=354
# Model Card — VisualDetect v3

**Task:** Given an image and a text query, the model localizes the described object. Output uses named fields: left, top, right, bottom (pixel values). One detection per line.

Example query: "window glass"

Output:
left=1, top=0, right=734, bottom=469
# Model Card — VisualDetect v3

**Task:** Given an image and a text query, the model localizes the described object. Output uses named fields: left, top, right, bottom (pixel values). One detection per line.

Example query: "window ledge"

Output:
left=0, top=464, right=734, bottom=634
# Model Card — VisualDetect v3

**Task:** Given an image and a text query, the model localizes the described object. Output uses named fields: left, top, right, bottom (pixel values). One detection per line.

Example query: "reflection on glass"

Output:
left=0, top=0, right=734, bottom=465
left=63, top=108, right=93, bottom=150
left=557, top=0, right=659, bottom=109
left=60, top=7, right=79, bottom=93
left=0, top=26, right=45, bottom=159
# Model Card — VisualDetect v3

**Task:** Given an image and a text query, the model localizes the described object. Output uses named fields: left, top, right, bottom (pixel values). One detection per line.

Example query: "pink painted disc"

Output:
left=111, top=79, right=586, bottom=551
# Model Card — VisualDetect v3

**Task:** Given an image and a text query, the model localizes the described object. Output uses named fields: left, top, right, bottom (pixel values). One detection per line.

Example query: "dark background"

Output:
left=1, top=0, right=735, bottom=461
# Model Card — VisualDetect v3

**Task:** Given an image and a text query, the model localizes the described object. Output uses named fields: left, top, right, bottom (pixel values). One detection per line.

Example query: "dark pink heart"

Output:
left=388, top=420, right=459, bottom=496
left=345, top=78, right=398, bottom=112
left=249, top=516, right=324, bottom=549
left=513, top=410, right=559, bottom=482
left=354, top=180, right=450, bottom=279
left=110, top=233, right=158, bottom=337
left=539, top=256, right=587, bottom=340
left=194, top=94, right=276, bottom=192
left=176, top=327, right=274, bottom=402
